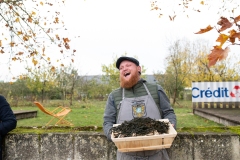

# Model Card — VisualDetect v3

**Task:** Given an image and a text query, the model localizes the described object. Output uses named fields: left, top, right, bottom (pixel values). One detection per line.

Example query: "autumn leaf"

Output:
left=12, top=57, right=17, bottom=61
left=169, top=15, right=176, bottom=21
left=27, top=16, right=32, bottom=23
left=200, top=1, right=204, bottom=5
left=0, top=40, right=2, bottom=47
left=234, top=15, right=240, bottom=23
left=208, top=46, right=230, bottom=67
left=71, top=59, right=74, bottom=63
left=56, top=34, right=60, bottom=40
left=17, top=31, right=23, bottom=35
left=228, top=29, right=240, bottom=43
left=31, top=11, right=36, bottom=16
left=47, top=57, right=50, bottom=61
left=51, top=66, right=55, bottom=72
left=63, top=38, right=70, bottom=43
left=216, top=34, right=229, bottom=47
left=217, top=17, right=233, bottom=32
left=54, top=17, right=59, bottom=23
left=40, top=1, right=44, bottom=5
left=23, top=35, right=29, bottom=41
left=195, top=25, right=213, bottom=34
left=0, top=50, right=4, bottom=54
left=10, top=42, right=15, bottom=47
left=17, top=52, right=24, bottom=55
left=61, top=64, right=64, bottom=67
left=15, top=17, right=20, bottom=22
left=32, top=58, right=38, bottom=66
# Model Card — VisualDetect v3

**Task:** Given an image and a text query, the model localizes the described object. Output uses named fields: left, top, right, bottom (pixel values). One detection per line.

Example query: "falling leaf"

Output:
left=23, top=35, right=29, bottom=41
left=0, top=50, right=4, bottom=54
left=200, top=1, right=204, bottom=5
left=228, top=29, right=240, bottom=43
left=234, top=15, right=240, bottom=23
left=54, top=17, right=59, bottom=23
left=56, top=34, right=60, bottom=40
left=61, top=64, right=64, bottom=67
left=32, top=58, right=38, bottom=66
left=208, top=46, right=230, bottom=67
left=0, top=40, right=2, bottom=47
left=15, top=17, right=20, bottom=22
left=169, top=15, right=176, bottom=21
left=17, top=31, right=23, bottom=35
left=31, top=11, right=36, bottom=15
left=217, top=17, right=233, bottom=32
left=51, top=66, right=55, bottom=72
left=216, top=34, right=229, bottom=47
left=10, top=42, right=15, bottom=47
left=47, top=57, right=50, bottom=61
left=40, top=1, right=44, bottom=5
left=195, top=25, right=213, bottom=34
left=17, top=52, right=24, bottom=55
left=71, top=59, right=74, bottom=63
left=27, top=16, right=33, bottom=23
left=63, top=38, right=70, bottom=43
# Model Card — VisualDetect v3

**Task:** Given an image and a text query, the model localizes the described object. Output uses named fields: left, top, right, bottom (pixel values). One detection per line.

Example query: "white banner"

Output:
left=192, top=82, right=240, bottom=102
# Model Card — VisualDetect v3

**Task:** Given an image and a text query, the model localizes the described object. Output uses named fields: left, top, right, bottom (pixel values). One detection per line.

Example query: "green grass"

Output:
left=12, top=100, right=224, bottom=130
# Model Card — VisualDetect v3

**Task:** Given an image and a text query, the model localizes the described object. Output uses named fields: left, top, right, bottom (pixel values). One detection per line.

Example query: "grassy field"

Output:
left=12, top=100, right=224, bottom=130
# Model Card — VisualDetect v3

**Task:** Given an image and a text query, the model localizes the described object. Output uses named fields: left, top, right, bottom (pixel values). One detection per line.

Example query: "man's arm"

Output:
left=157, top=85, right=177, bottom=129
left=103, top=93, right=117, bottom=141
left=0, top=95, right=17, bottom=136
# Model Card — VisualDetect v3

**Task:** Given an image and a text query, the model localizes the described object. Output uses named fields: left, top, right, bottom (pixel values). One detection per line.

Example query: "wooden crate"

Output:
left=111, top=119, right=177, bottom=152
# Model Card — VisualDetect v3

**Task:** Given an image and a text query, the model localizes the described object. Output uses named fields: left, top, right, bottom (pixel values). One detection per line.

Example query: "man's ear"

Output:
left=137, top=66, right=141, bottom=75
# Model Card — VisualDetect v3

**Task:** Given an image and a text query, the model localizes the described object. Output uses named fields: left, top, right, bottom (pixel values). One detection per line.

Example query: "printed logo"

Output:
left=230, top=86, right=240, bottom=98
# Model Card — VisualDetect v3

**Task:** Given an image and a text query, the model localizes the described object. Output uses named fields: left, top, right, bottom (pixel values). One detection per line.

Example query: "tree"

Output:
left=155, top=39, right=195, bottom=105
left=0, top=0, right=77, bottom=80
left=25, top=64, right=57, bottom=102
left=150, top=0, right=240, bottom=67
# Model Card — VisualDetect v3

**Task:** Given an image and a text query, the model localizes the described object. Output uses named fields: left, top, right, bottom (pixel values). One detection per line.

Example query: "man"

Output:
left=0, top=95, right=17, bottom=160
left=103, top=56, right=177, bottom=160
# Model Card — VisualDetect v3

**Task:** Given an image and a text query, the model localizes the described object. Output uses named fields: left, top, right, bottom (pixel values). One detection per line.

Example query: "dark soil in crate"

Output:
left=111, top=117, right=169, bottom=138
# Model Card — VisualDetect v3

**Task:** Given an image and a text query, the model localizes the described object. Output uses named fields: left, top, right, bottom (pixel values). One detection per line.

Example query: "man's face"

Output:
left=119, top=60, right=141, bottom=88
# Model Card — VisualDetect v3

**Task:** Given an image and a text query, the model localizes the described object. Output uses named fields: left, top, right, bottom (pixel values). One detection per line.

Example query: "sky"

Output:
left=1, top=0, right=240, bottom=81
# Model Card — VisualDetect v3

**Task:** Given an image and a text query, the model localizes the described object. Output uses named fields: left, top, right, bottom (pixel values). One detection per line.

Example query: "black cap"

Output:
left=116, top=56, right=139, bottom=69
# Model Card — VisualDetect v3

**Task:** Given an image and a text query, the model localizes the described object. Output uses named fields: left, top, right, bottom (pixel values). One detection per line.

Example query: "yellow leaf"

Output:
left=12, top=57, right=17, bottom=61
left=40, top=1, right=43, bottom=5
left=23, top=35, right=29, bottom=41
left=10, top=42, right=15, bottom=47
left=15, top=17, right=20, bottom=22
left=47, top=57, right=50, bottom=61
left=61, top=64, right=64, bottom=67
left=200, top=1, right=204, bottom=5
left=216, top=34, right=229, bottom=47
left=0, top=40, right=2, bottom=47
left=32, top=11, right=36, bottom=15
left=17, top=31, right=23, bottom=35
left=32, top=58, right=38, bottom=66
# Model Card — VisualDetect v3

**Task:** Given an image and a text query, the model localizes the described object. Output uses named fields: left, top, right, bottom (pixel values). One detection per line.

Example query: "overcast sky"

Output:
left=1, top=0, right=240, bottom=81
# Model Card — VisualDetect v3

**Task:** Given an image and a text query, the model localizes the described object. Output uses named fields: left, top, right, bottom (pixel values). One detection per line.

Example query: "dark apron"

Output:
left=116, top=83, right=169, bottom=160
